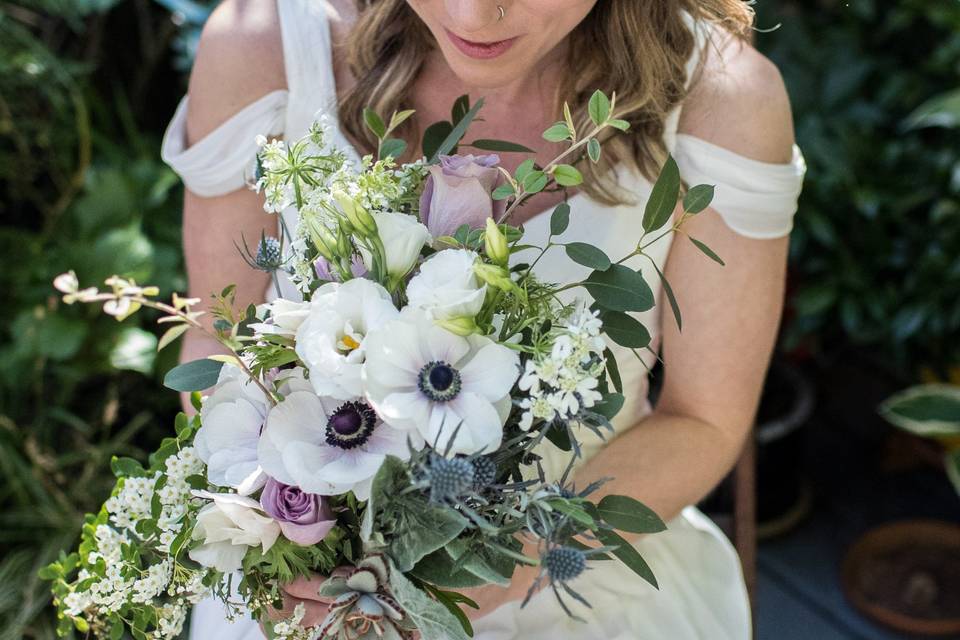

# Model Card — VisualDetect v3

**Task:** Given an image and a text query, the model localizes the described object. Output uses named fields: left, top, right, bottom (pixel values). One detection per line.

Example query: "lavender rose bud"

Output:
left=259, top=477, right=336, bottom=546
left=314, top=255, right=368, bottom=282
left=419, top=153, right=508, bottom=238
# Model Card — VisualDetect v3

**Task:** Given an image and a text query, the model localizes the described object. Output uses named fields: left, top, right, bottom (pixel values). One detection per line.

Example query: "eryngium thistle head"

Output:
left=255, top=236, right=283, bottom=270
left=543, top=546, right=586, bottom=583
left=470, top=456, right=497, bottom=491
left=427, top=456, right=474, bottom=502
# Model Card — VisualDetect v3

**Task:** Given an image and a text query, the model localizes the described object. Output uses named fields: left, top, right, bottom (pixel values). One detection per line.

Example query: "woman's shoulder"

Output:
left=185, top=0, right=287, bottom=144
left=679, top=27, right=796, bottom=165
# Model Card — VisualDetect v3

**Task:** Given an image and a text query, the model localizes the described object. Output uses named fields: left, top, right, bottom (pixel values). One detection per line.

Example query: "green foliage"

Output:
left=757, top=1, right=960, bottom=377
left=0, top=0, right=195, bottom=636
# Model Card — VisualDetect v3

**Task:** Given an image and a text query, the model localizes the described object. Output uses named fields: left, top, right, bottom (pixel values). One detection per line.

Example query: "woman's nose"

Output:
left=443, top=0, right=499, bottom=34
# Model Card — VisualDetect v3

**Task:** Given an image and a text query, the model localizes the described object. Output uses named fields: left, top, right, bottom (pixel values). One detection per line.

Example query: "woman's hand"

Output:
left=261, top=572, right=337, bottom=632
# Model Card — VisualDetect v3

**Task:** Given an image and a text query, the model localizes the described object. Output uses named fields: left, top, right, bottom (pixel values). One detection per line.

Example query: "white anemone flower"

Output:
left=188, top=491, right=280, bottom=572
left=248, top=298, right=311, bottom=338
left=195, top=363, right=270, bottom=495
left=362, top=309, right=520, bottom=455
left=258, top=391, right=411, bottom=500
left=295, top=278, right=398, bottom=400
left=406, top=249, right=486, bottom=322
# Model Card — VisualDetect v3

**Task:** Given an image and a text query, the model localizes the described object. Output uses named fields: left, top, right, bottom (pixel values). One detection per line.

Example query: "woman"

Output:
left=161, top=0, right=806, bottom=638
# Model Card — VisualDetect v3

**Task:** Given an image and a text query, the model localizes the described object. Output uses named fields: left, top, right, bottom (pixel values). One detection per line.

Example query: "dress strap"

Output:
left=276, top=0, right=340, bottom=140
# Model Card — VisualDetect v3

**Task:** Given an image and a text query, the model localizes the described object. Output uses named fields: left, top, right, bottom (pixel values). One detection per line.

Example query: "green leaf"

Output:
left=642, top=155, right=681, bottom=232
left=451, top=94, right=470, bottom=124
left=607, top=118, right=630, bottom=131
left=158, top=323, right=188, bottom=352
left=904, top=88, right=960, bottom=130
left=514, top=159, right=535, bottom=182
left=588, top=138, right=601, bottom=163
left=877, top=383, right=960, bottom=437
left=649, top=257, right=681, bottom=332
left=593, top=393, right=624, bottom=420
left=388, top=109, right=416, bottom=132
left=600, top=311, right=651, bottom=348
left=542, top=122, right=572, bottom=142
left=598, top=494, right=666, bottom=534
left=420, top=584, right=477, bottom=638
left=111, top=456, right=146, bottom=478
left=492, top=183, right=515, bottom=201
left=553, top=164, right=583, bottom=187
left=470, top=139, right=535, bottom=153
left=583, top=265, right=654, bottom=312
left=683, top=184, right=715, bottom=214
left=595, top=528, right=658, bottom=589
left=390, top=562, right=472, bottom=640
left=604, top=347, right=622, bottom=393
left=546, top=499, right=597, bottom=528
left=689, top=236, right=725, bottom=266
left=363, top=108, right=387, bottom=139
left=946, top=449, right=960, bottom=496
left=565, top=242, right=611, bottom=270
left=162, top=358, right=224, bottom=392
left=379, top=137, right=407, bottom=161
left=521, top=170, right=548, bottom=194
left=422, top=121, right=454, bottom=159
left=588, top=90, right=611, bottom=127
left=431, top=98, right=485, bottom=162
left=550, top=203, right=571, bottom=236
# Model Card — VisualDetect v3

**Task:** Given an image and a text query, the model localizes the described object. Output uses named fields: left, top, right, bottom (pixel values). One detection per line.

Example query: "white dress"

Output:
left=161, top=1, right=807, bottom=638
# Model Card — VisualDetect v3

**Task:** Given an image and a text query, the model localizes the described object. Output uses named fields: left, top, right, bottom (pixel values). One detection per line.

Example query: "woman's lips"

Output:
left=444, top=28, right=519, bottom=60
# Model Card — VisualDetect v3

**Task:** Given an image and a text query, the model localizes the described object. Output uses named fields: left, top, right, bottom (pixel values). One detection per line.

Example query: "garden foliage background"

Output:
left=0, top=0, right=957, bottom=637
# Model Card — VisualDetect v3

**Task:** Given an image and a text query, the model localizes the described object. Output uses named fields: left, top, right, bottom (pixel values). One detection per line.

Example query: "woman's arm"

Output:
left=463, top=35, right=798, bottom=617
left=175, top=0, right=286, bottom=412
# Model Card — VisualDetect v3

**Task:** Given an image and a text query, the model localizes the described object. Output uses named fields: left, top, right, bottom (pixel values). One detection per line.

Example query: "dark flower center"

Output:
left=418, top=361, right=462, bottom=403
left=325, top=401, right=377, bottom=449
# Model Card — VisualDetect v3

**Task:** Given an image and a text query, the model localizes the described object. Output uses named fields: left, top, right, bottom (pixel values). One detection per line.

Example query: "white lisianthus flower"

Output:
left=249, top=298, right=311, bottom=338
left=362, top=309, right=520, bottom=455
left=258, top=391, right=411, bottom=500
left=295, top=278, right=398, bottom=400
left=364, top=211, right=430, bottom=279
left=407, top=249, right=486, bottom=322
left=188, top=491, right=280, bottom=572
left=195, top=363, right=270, bottom=495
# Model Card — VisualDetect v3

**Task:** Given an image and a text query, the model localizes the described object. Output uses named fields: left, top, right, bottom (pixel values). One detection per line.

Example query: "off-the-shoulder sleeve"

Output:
left=674, top=133, right=807, bottom=239
left=160, top=89, right=288, bottom=197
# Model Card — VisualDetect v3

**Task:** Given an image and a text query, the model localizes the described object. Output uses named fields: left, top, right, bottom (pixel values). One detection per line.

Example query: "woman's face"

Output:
left=406, top=0, right=598, bottom=89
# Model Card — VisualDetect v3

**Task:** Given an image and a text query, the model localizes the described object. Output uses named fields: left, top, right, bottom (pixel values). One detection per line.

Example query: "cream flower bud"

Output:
left=483, top=218, right=509, bottom=266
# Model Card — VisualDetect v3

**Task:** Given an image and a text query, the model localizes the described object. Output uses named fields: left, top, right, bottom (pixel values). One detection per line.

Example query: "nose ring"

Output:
left=497, top=5, right=505, bottom=21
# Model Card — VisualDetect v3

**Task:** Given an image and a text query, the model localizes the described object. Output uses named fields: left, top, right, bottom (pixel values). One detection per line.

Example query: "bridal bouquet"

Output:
left=44, top=91, right=720, bottom=639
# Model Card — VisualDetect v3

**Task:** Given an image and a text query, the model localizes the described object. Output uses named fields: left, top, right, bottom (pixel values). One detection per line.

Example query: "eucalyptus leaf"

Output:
left=603, top=347, right=623, bottom=393
left=689, top=236, right=725, bottom=266
left=642, top=155, right=680, bottom=232
left=588, top=138, right=601, bottom=163
left=649, top=257, right=682, bottom=332
left=598, top=494, right=666, bottom=534
left=431, top=98, right=485, bottom=162
left=595, top=528, right=658, bottom=589
left=550, top=203, right=571, bottom=236
left=565, top=242, right=611, bottom=270
left=422, top=121, right=454, bottom=159
left=683, top=184, right=715, bottom=214
left=583, top=265, right=654, bottom=312
left=593, top=393, right=624, bottom=420
left=162, top=358, right=223, bottom=392
left=600, top=311, right=651, bottom=348
left=379, top=138, right=407, bottom=161
left=469, top=138, right=535, bottom=153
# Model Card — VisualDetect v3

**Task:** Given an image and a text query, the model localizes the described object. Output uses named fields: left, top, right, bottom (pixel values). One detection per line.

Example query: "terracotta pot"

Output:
left=842, top=520, right=960, bottom=636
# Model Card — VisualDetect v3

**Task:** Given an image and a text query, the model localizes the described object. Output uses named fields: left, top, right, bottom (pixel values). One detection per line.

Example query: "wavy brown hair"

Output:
left=338, top=0, right=754, bottom=205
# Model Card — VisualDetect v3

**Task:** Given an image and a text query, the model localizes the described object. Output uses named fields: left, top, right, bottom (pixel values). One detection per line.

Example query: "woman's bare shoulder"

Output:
left=678, top=28, right=796, bottom=164
left=185, top=0, right=286, bottom=144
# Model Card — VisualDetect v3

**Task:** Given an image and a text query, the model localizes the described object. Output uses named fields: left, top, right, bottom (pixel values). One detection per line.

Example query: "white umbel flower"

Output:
left=407, top=249, right=486, bottom=322
left=295, top=278, right=399, bottom=400
left=362, top=309, right=520, bottom=455
left=195, top=363, right=269, bottom=495
left=258, top=391, right=410, bottom=500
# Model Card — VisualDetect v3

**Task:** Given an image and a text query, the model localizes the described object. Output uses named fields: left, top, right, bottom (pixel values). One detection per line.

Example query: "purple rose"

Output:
left=314, top=255, right=367, bottom=282
left=419, top=153, right=508, bottom=238
left=259, top=477, right=336, bottom=546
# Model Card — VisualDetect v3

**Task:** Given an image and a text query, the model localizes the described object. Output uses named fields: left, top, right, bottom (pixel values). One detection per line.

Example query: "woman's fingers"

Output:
left=281, top=574, right=332, bottom=601
left=264, top=592, right=330, bottom=627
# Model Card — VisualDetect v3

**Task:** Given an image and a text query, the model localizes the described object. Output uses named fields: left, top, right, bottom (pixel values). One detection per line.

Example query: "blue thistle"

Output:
left=543, top=546, right=586, bottom=583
